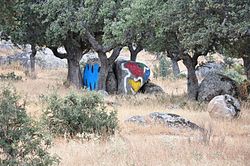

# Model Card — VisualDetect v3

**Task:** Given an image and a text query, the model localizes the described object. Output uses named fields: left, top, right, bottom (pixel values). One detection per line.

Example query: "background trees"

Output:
left=0, top=0, right=45, bottom=78
left=1, top=0, right=249, bottom=98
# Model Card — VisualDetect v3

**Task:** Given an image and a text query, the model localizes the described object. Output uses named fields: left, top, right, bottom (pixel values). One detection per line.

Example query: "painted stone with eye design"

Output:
left=116, top=60, right=151, bottom=94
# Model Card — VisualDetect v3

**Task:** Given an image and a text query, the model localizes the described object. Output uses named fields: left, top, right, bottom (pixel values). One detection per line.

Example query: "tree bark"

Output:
left=97, top=47, right=122, bottom=91
left=30, top=44, right=37, bottom=79
left=182, top=54, right=199, bottom=100
left=65, top=44, right=83, bottom=88
left=97, top=52, right=109, bottom=90
left=128, top=43, right=142, bottom=62
left=171, top=59, right=180, bottom=77
left=242, top=56, right=250, bottom=80
left=86, top=31, right=122, bottom=91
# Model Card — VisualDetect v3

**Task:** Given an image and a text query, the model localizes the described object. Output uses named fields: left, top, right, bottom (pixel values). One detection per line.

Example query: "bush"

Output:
left=153, top=57, right=172, bottom=79
left=41, top=91, right=118, bottom=138
left=223, top=68, right=246, bottom=83
left=0, top=87, right=59, bottom=166
left=0, top=72, right=22, bottom=81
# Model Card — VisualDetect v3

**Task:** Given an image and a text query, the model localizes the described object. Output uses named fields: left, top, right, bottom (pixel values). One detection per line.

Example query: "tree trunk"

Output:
left=65, top=45, right=83, bottom=88
left=182, top=55, right=199, bottom=100
left=98, top=52, right=109, bottom=90
left=171, top=59, right=180, bottom=77
left=242, top=56, right=250, bottom=80
left=30, top=44, right=36, bottom=79
left=128, top=43, right=142, bottom=62
left=130, top=51, right=137, bottom=61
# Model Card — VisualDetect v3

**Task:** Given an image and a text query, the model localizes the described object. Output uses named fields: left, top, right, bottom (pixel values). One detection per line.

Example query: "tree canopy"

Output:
left=1, top=0, right=249, bottom=98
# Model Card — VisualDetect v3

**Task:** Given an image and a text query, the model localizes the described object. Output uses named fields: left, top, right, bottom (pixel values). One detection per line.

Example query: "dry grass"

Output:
left=0, top=60, right=249, bottom=166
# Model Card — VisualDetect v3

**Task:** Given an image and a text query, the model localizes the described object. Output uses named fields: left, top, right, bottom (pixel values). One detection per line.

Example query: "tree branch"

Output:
left=49, top=47, right=68, bottom=59
left=108, top=46, right=122, bottom=65
left=85, top=31, right=103, bottom=52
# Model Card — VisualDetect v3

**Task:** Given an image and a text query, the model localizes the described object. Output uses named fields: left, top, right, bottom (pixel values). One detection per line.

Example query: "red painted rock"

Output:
left=116, top=60, right=150, bottom=94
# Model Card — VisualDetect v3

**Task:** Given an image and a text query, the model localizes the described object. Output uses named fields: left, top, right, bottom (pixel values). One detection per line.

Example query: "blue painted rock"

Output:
left=83, top=58, right=100, bottom=90
left=116, top=60, right=150, bottom=94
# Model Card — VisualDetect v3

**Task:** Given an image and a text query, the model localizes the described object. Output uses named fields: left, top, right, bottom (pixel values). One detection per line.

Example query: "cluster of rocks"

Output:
left=125, top=112, right=204, bottom=131
left=0, top=44, right=67, bottom=69
left=197, top=72, right=242, bottom=120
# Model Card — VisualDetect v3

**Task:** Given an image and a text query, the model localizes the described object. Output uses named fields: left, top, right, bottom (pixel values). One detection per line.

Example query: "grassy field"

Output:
left=0, top=51, right=249, bottom=166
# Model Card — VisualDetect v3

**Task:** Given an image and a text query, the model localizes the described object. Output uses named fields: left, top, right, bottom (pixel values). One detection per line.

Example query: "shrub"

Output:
left=41, top=91, right=118, bottom=138
left=153, top=64, right=159, bottom=79
left=153, top=57, right=172, bottom=79
left=159, top=57, right=171, bottom=78
left=0, top=72, right=22, bottom=81
left=0, top=87, right=59, bottom=166
left=223, top=68, right=246, bottom=84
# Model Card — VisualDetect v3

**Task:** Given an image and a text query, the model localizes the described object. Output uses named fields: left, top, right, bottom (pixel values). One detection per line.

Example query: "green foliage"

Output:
left=222, top=57, right=246, bottom=83
left=153, top=57, right=171, bottom=79
left=153, top=64, right=159, bottom=79
left=0, top=87, right=59, bottom=166
left=41, top=91, right=118, bottom=138
left=0, top=72, right=22, bottom=81
left=223, top=68, right=247, bottom=84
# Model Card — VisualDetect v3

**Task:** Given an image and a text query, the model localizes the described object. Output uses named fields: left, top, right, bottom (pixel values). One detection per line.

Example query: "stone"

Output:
left=0, top=44, right=67, bottom=69
left=97, top=90, right=109, bottom=97
left=139, top=81, right=165, bottom=94
left=106, top=65, right=118, bottom=94
left=0, top=53, right=30, bottom=68
left=207, top=94, right=241, bottom=119
left=149, top=112, right=204, bottom=131
left=125, top=115, right=146, bottom=124
left=197, top=73, right=238, bottom=102
left=195, top=61, right=224, bottom=81
left=116, top=60, right=150, bottom=94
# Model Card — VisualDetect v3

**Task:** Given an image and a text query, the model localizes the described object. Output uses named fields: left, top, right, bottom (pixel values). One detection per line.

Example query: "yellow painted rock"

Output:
left=128, top=79, right=141, bottom=92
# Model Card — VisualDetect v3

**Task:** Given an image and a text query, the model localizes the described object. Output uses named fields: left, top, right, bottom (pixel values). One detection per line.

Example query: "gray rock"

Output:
left=0, top=53, right=30, bottom=68
left=207, top=94, right=241, bottom=119
left=35, top=48, right=67, bottom=69
left=196, top=61, right=225, bottom=81
left=97, top=90, right=109, bottom=97
left=139, top=81, right=165, bottom=94
left=149, top=112, right=204, bottom=131
left=0, top=44, right=67, bottom=69
left=198, top=73, right=238, bottom=102
left=106, top=66, right=118, bottom=94
left=125, top=115, right=146, bottom=124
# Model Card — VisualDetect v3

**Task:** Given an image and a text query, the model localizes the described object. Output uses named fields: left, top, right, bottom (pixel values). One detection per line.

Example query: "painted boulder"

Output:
left=83, top=58, right=100, bottom=90
left=116, top=60, right=150, bottom=94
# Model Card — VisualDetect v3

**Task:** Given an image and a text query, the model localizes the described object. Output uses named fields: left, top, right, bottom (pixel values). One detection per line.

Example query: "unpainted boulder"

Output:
left=198, top=73, right=238, bottom=102
left=125, top=112, right=204, bottom=131
left=106, top=65, right=118, bottom=94
left=195, top=61, right=224, bottom=81
left=149, top=112, right=204, bottom=131
left=139, top=81, right=165, bottom=94
left=207, top=94, right=241, bottom=119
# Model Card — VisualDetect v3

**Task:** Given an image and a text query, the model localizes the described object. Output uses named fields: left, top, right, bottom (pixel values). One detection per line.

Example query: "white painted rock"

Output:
left=207, top=94, right=241, bottom=119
